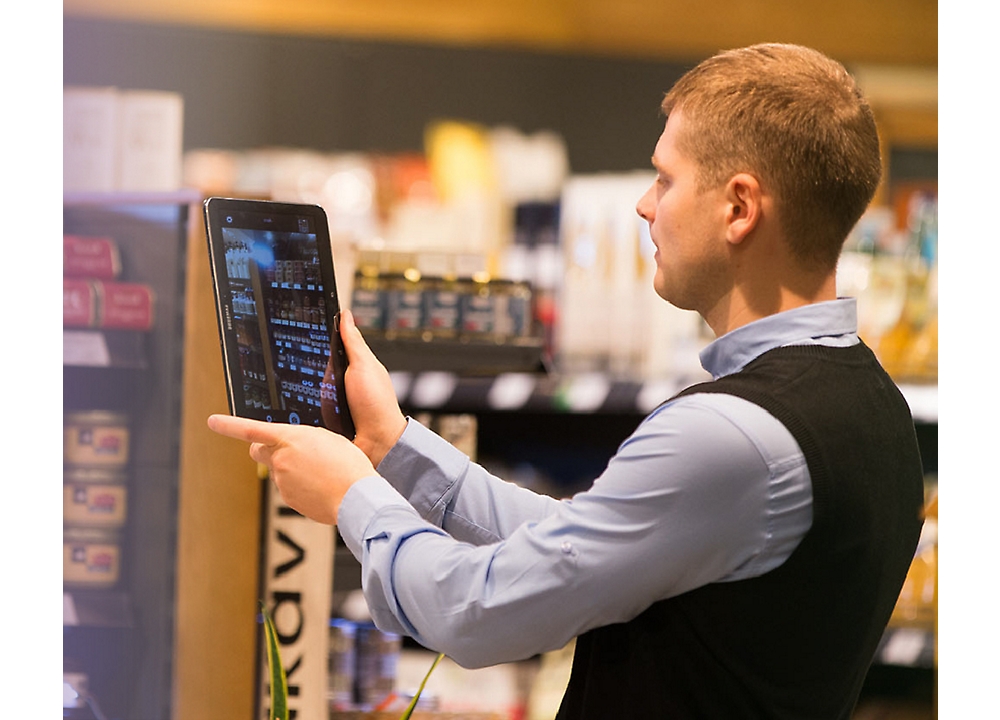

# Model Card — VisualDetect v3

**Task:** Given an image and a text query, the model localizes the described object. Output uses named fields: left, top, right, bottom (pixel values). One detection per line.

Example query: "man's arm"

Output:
left=336, top=395, right=807, bottom=668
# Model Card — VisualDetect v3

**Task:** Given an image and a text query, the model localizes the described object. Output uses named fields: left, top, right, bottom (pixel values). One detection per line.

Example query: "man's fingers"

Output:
left=340, top=308, right=375, bottom=366
left=249, top=441, right=273, bottom=465
left=207, top=414, right=283, bottom=445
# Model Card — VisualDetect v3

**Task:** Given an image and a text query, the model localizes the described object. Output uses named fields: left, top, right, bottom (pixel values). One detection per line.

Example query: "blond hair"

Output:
left=662, top=43, right=881, bottom=270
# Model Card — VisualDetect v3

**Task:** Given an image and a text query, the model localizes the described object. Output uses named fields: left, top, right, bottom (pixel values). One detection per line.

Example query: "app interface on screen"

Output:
left=220, top=221, right=346, bottom=432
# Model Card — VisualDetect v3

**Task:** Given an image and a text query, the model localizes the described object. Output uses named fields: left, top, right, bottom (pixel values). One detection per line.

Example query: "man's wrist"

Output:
left=359, top=414, right=408, bottom=468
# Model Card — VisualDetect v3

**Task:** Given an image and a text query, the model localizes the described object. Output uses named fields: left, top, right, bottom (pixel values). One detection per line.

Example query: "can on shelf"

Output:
left=63, top=467, right=128, bottom=529
left=63, top=526, right=122, bottom=588
left=64, top=411, right=130, bottom=468
left=327, top=618, right=357, bottom=711
left=354, top=622, right=401, bottom=710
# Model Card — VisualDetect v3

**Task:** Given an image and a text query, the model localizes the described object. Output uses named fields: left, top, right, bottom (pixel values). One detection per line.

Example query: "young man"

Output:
left=210, top=43, right=925, bottom=718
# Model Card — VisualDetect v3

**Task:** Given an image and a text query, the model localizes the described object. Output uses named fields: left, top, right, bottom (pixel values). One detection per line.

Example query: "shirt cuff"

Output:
left=376, top=417, right=472, bottom=517
left=337, top=474, right=414, bottom=560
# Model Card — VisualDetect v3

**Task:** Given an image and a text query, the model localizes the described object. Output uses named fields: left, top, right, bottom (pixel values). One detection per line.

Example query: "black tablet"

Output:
left=204, top=197, right=355, bottom=438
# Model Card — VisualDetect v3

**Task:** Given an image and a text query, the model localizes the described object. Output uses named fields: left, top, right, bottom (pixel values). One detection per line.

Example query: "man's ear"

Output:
left=724, top=173, right=762, bottom=246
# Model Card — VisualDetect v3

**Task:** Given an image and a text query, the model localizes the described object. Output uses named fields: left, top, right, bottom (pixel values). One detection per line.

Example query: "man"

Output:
left=210, top=43, right=925, bottom=718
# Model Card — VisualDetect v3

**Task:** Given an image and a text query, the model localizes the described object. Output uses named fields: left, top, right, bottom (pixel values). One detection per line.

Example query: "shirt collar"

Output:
left=699, top=298, right=859, bottom=379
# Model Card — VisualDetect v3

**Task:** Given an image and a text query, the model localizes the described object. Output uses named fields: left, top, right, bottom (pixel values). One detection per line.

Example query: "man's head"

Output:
left=660, top=43, right=882, bottom=271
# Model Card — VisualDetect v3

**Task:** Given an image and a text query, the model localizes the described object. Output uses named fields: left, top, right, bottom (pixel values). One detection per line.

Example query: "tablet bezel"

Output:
left=203, top=196, right=354, bottom=438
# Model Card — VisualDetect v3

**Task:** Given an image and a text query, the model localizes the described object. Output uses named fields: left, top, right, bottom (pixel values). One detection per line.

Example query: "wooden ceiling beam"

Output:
left=63, top=0, right=937, bottom=67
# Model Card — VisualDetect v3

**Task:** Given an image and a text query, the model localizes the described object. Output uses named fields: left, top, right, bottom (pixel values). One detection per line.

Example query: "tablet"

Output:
left=203, top=197, right=354, bottom=437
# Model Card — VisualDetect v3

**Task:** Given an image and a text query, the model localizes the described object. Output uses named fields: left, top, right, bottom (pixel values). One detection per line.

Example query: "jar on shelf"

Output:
left=63, top=467, right=128, bottom=529
left=63, top=526, right=122, bottom=589
left=64, top=410, right=130, bottom=468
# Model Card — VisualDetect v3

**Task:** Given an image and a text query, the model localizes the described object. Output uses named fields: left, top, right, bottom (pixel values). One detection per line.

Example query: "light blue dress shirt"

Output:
left=337, top=299, right=860, bottom=668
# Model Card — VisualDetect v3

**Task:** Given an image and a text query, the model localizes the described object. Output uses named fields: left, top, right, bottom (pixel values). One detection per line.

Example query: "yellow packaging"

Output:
left=64, top=527, right=122, bottom=588
left=890, top=489, right=938, bottom=631
left=64, top=468, right=127, bottom=528
left=64, top=411, right=129, bottom=467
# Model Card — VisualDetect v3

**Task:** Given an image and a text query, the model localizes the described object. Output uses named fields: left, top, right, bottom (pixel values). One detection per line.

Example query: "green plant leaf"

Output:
left=260, top=601, right=289, bottom=720
left=399, top=652, right=444, bottom=720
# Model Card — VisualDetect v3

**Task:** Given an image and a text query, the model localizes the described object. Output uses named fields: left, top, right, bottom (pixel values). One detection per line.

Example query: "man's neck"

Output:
left=703, top=272, right=838, bottom=337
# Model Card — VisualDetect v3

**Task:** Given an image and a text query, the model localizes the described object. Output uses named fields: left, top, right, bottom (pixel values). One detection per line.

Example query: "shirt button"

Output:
left=561, top=541, right=573, bottom=554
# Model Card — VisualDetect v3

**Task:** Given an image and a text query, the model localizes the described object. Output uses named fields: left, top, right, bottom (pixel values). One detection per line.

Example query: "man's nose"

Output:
left=636, top=185, right=655, bottom=222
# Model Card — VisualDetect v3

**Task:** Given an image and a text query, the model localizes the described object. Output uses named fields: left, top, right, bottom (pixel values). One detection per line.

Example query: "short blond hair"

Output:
left=662, top=43, right=881, bottom=270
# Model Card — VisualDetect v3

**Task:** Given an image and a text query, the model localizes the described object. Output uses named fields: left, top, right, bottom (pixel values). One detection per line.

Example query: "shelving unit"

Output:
left=63, top=191, right=198, bottom=720
left=386, top=368, right=937, bottom=423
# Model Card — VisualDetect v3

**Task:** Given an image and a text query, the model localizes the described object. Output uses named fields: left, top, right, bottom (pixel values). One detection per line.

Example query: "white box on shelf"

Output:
left=63, top=86, right=119, bottom=193
left=117, top=90, right=184, bottom=192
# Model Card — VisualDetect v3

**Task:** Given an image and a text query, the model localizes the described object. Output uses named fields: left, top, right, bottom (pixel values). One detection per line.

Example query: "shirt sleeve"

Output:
left=336, top=397, right=811, bottom=668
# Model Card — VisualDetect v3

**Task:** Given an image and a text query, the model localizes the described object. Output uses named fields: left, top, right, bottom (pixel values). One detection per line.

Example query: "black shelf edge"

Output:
left=392, top=370, right=700, bottom=415
left=64, top=590, right=135, bottom=629
left=367, top=334, right=547, bottom=376
left=390, top=369, right=937, bottom=421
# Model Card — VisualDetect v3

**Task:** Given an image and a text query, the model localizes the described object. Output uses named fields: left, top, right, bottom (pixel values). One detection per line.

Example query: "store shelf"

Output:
left=369, top=334, right=546, bottom=376
left=64, top=590, right=134, bottom=629
left=64, top=189, right=202, bottom=207
left=392, top=371, right=938, bottom=422
left=64, top=194, right=191, bottom=720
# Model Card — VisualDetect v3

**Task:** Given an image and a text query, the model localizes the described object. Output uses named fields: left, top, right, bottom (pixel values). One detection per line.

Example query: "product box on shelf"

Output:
left=97, top=281, right=156, bottom=330
left=63, top=86, right=184, bottom=193
left=64, top=279, right=99, bottom=328
left=63, top=86, right=119, bottom=194
left=63, top=279, right=156, bottom=331
left=64, top=235, right=122, bottom=280
left=117, top=90, right=185, bottom=192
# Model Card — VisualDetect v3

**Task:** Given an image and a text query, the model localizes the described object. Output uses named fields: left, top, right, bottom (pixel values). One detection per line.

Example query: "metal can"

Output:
left=63, top=527, right=122, bottom=588
left=354, top=622, right=401, bottom=710
left=459, top=279, right=495, bottom=335
left=64, top=411, right=129, bottom=468
left=63, top=467, right=128, bottom=529
left=327, top=618, right=357, bottom=711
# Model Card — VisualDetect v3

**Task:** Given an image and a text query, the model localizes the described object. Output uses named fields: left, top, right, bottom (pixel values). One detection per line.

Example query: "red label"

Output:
left=97, top=281, right=156, bottom=330
left=64, top=235, right=121, bottom=279
left=63, top=279, right=97, bottom=327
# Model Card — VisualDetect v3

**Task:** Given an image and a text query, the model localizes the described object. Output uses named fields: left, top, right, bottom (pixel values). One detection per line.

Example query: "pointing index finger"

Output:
left=207, top=414, right=284, bottom=445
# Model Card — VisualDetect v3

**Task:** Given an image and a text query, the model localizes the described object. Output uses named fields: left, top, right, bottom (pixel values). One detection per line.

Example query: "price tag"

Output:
left=410, top=372, right=458, bottom=409
left=63, top=330, right=111, bottom=366
left=488, top=373, right=536, bottom=410
left=64, top=593, right=79, bottom=626
left=880, top=627, right=929, bottom=666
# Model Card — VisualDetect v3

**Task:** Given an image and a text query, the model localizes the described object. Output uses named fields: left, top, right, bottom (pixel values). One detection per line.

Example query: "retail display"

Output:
left=838, top=192, right=938, bottom=384
left=61, top=10, right=937, bottom=714
left=63, top=192, right=194, bottom=719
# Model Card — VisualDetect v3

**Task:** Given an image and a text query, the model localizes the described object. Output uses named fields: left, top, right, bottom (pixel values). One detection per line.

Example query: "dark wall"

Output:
left=63, top=18, right=937, bottom=181
left=64, top=17, right=695, bottom=174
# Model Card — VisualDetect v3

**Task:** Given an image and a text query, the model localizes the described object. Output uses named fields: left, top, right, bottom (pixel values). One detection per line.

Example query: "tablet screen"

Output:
left=204, top=198, right=354, bottom=437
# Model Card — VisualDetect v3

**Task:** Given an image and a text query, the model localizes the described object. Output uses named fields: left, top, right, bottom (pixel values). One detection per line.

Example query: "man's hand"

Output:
left=339, top=309, right=408, bottom=466
left=207, top=414, right=377, bottom=525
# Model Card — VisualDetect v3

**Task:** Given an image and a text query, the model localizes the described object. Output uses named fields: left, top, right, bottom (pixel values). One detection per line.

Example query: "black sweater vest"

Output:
left=556, top=342, right=925, bottom=719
